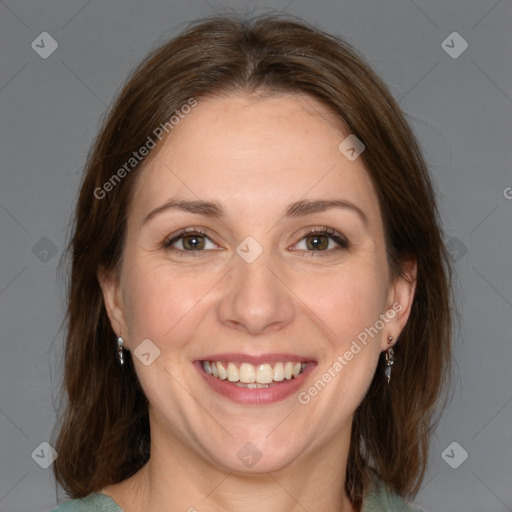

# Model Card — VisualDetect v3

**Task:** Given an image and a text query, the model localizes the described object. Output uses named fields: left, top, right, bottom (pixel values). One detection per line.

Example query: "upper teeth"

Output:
left=202, top=361, right=306, bottom=383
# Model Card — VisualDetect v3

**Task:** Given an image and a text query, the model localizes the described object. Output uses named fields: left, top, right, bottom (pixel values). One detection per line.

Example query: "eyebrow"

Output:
left=143, top=199, right=223, bottom=224
left=142, top=198, right=368, bottom=227
left=285, top=199, right=368, bottom=227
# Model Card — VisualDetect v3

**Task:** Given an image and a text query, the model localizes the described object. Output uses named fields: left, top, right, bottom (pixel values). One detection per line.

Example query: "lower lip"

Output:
left=193, top=361, right=316, bottom=405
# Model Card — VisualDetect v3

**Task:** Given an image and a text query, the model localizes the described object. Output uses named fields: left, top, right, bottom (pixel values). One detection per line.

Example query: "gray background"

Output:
left=1, top=0, right=511, bottom=511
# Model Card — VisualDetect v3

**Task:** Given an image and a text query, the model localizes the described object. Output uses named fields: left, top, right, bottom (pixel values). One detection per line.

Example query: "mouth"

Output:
left=202, top=360, right=307, bottom=388
left=193, top=354, right=316, bottom=405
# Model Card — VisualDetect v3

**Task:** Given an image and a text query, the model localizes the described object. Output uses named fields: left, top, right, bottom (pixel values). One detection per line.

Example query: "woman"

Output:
left=51, top=12, right=452, bottom=512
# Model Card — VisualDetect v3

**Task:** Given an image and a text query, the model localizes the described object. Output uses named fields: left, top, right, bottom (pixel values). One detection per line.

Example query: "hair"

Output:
left=52, top=11, right=453, bottom=506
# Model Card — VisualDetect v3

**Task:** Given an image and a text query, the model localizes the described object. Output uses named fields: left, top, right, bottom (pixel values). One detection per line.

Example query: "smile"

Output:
left=194, top=355, right=316, bottom=405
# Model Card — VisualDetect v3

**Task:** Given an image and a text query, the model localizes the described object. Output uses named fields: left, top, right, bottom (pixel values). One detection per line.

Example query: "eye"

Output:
left=293, top=227, right=349, bottom=253
left=163, top=228, right=218, bottom=252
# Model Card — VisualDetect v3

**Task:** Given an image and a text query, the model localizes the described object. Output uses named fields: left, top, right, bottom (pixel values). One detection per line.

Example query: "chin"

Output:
left=204, top=436, right=303, bottom=475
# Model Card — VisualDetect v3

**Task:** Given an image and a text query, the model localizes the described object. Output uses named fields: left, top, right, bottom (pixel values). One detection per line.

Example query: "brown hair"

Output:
left=52, top=12, right=452, bottom=505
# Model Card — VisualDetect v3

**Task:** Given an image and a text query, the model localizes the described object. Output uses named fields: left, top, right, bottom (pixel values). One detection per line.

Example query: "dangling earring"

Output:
left=384, top=335, right=394, bottom=384
left=117, top=336, right=124, bottom=366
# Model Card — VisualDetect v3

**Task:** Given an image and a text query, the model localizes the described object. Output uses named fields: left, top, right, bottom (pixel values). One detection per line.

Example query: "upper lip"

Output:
left=197, top=353, right=315, bottom=365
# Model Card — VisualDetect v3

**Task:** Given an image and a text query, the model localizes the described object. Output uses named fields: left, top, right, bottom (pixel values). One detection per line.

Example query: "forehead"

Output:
left=131, top=93, right=381, bottom=227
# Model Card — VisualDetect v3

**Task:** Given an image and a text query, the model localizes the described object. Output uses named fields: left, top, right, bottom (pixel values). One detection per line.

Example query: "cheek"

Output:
left=292, top=265, right=387, bottom=416
left=292, top=260, right=389, bottom=345
left=121, top=256, right=213, bottom=349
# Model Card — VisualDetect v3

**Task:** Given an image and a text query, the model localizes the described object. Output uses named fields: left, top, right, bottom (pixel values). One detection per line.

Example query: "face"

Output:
left=100, top=92, right=415, bottom=475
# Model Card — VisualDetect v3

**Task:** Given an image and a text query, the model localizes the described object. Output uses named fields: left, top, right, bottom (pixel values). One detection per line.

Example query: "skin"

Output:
left=98, top=92, right=416, bottom=512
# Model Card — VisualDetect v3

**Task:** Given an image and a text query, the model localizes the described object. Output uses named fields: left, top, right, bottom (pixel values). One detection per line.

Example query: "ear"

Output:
left=381, top=258, right=417, bottom=351
left=97, top=265, right=128, bottom=339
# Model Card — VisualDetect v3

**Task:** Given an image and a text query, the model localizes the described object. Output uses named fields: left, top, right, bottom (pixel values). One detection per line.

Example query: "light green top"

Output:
left=52, top=479, right=423, bottom=511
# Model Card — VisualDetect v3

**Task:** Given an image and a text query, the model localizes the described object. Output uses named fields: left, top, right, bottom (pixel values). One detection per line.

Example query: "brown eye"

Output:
left=180, top=234, right=206, bottom=250
left=163, top=229, right=216, bottom=252
left=294, top=228, right=349, bottom=253
left=305, top=234, right=330, bottom=251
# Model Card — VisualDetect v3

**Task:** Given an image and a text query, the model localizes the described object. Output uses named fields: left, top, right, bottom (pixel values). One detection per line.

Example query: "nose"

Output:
left=216, top=248, right=296, bottom=336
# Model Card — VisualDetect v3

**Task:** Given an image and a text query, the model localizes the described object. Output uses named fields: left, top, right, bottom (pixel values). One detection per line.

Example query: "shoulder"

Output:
left=362, top=478, right=425, bottom=512
left=52, top=493, right=123, bottom=512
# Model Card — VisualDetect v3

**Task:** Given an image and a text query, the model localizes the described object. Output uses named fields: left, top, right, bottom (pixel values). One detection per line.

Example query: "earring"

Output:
left=384, top=335, right=394, bottom=383
left=117, top=336, right=124, bottom=366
